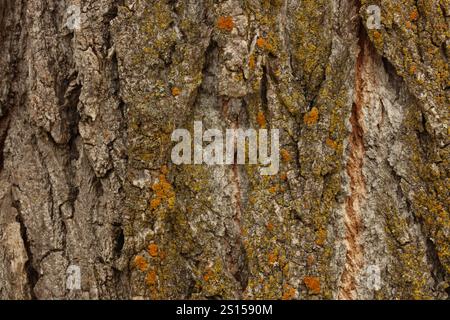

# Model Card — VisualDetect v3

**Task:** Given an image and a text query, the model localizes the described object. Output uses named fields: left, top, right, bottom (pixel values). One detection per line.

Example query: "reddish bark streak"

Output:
left=339, top=30, right=369, bottom=300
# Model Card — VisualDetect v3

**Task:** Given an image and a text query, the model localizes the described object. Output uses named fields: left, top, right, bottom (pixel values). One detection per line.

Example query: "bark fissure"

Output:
left=12, top=197, right=38, bottom=300
left=338, top=26, right=367, bottom=300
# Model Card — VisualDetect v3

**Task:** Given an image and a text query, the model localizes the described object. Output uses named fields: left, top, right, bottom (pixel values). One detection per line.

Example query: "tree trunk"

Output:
left=0, top=0, right=448, bottom=300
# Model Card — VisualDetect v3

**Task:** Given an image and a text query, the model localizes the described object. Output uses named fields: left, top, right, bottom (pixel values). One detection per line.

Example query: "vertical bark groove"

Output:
left=339, top=28, right=368, bottom=299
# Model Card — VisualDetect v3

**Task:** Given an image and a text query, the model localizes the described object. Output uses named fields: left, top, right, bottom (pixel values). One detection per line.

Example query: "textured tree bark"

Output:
left=0, top=0, right=448, bottom=300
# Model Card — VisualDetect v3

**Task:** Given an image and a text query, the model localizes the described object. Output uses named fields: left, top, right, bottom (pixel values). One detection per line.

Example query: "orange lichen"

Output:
left=146, top=270, right=157, bottom=286
left=410, top=9, right=419, bottom=21
left=256, top=37, right=266, bottom=48
left=303, top=107, right=319, bottom=126
left=303, top=276, right=321, bottom=294
left=256, top=111, right=267, bottom=128
left=280, top=172, right=288, bottom=181
left=409, top=65, right=417, bottom=75
left=151, top=174, right=173, bottom=197
left=151, top=170, right=176, bottom=210
left=268, top=185, right=278, bottom=194
left=203, top=269, right=214, bottom=282
left=282, top=285, right=296, bottom=300
left=134, top=255, right=148, bottom=272
left=373, top=31, right=382, bottom=40
left=266, top=222, right=274, bottom=232
left=315, top=228, right=327, bottom=246
left=150, top=198, right=161, bottom=210
left=326, top=138, right=338, bottom=150
left=217, top=16, right=234, bottom=31
left=256, top=37, right=273, bottom=51
left=280, top=149, right=292, bottom=163
left=268, top=251, right=278, bottom=265
left=171, top=87, right=181, bottom=96
left=256, top=37, right=267, bottom=49
left=148, top=243, right=159, bottom=257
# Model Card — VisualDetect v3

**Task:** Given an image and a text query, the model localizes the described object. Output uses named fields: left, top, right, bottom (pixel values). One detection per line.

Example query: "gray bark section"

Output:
left=0, top=0, right=128, bottom=299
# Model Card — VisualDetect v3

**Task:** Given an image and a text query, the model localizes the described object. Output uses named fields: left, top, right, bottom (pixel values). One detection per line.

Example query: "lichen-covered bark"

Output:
left=0, top=0, right=448, bottom=300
